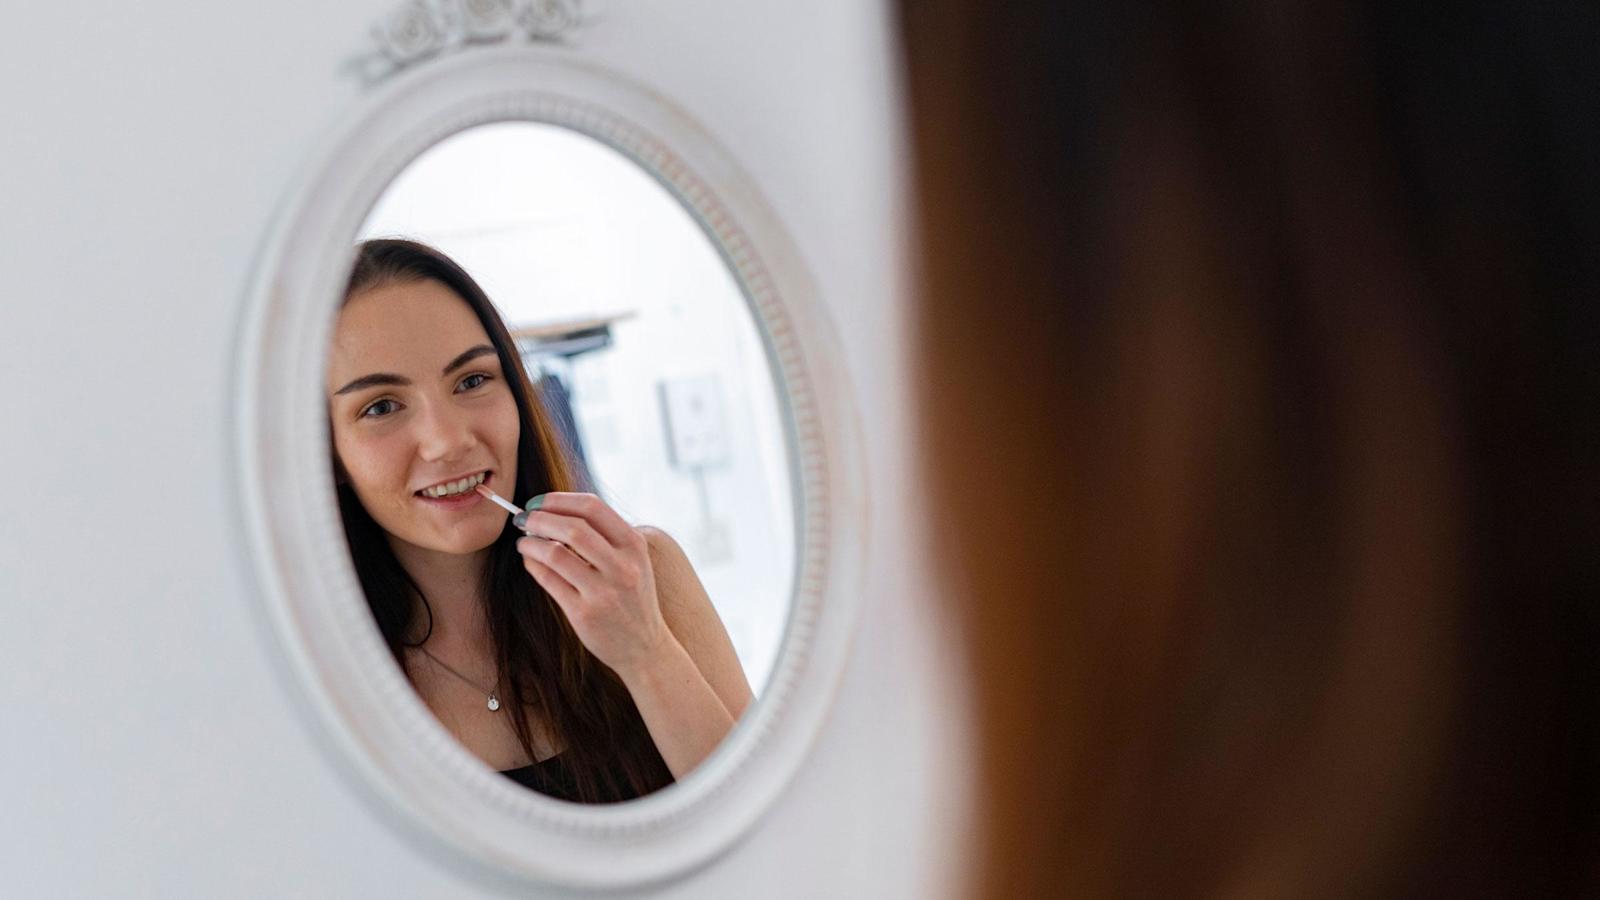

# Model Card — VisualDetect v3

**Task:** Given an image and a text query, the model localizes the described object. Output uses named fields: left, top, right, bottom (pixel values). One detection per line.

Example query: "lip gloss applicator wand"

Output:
left=475, top=483, right=523, bottom=516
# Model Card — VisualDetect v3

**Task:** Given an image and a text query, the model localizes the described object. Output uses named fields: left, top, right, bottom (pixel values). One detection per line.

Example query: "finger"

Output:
left=530, top=493, right=642, bottom=552
left=519, top=510, right=621, bottom=573
left=519, top=541, right=581, bottom=606
left=519, top=535, right=601, bottom=595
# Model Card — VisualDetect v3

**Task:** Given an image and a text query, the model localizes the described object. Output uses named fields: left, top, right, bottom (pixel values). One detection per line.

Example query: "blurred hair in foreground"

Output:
left=901, top=1, right=1599, bottom=896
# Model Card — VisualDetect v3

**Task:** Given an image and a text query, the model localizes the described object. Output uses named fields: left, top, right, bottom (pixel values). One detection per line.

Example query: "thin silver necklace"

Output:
left=418, top=645, right=501, bottom=712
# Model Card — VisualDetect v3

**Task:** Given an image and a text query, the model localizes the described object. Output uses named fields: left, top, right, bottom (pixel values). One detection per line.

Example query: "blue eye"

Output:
left=360, top=398, right=399, bottom=419
left=458, top=373, right=492, bottom=391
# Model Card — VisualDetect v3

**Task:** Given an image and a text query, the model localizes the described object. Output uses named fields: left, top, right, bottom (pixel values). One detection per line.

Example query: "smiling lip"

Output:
left=414, top=470, right=492, bottom=505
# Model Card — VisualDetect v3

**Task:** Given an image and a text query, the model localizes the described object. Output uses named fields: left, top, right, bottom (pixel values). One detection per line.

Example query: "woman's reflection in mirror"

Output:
left=324, top=239, right=753, bottom=803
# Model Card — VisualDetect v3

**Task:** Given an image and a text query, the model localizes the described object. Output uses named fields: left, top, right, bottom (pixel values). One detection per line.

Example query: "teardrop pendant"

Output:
left=487, top=694, right=501, bottom=712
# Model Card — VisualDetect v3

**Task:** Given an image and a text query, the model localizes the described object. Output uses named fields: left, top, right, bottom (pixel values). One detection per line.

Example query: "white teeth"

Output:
left=422, top=471, right=487, bottom=498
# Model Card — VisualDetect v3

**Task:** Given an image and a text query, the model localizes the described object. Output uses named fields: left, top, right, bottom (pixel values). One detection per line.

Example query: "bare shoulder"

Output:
left=635, top=525, right=754, bottom=719
left=636, top=525, right=716, bottom=632
left=637, top=525, right=691, bottom=578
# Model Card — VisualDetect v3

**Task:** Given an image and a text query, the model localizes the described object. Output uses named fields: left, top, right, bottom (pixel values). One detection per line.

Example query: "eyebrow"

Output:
left=333, top=344, right=499, bottom=396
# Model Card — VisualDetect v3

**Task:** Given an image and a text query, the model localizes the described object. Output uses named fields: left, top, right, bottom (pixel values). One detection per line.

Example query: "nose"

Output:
left=413, top=396, right=478, bottom=464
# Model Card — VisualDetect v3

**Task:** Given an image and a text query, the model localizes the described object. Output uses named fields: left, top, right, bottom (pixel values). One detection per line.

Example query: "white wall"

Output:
left=0, top=1, right=968, bottom=898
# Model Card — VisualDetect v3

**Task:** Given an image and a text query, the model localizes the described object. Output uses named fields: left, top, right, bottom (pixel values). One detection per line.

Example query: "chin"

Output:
left=434, top=527, right=504, bottom=556
left=389, top=520, right=504, bottom=558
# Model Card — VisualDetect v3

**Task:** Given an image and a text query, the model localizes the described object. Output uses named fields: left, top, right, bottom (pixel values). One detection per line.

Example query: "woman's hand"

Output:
left=513, top=492, right=674, bottom=677
left=515, top=492, right=750, bottom=778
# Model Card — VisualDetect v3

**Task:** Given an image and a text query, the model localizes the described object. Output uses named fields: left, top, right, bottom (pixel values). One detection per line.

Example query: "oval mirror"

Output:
left=235, top=48, right=865, bottom=888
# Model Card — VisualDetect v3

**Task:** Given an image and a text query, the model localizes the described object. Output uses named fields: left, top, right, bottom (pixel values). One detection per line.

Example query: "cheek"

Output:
left=492, top=397, right=523, bottom=466
left=335, top=429, right=407, bottom=497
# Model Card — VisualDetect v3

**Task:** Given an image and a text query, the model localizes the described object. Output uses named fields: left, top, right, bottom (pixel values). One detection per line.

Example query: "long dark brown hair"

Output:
left=903, top=1, right=1598, bottom=897
left=333, top=238, right=673, bottom=803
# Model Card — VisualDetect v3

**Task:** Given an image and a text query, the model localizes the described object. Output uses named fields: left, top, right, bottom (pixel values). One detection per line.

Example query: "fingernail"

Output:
left=512, top=512, right=528, bottom=529
left=524, top=493, right=547, bottom=511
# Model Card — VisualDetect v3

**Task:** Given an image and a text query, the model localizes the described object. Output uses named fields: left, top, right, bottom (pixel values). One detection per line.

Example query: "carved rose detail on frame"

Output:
left=373, top=1, right=450, bottom=66
left=518, top=0, right=581, bottom=39
left=360, top=0, right=584, bottom=82
left=458, top=0, right=519, bottom=41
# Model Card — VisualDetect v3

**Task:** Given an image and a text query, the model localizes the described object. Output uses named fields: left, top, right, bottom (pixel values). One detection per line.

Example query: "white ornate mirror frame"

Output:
left=230, top=9, right=866, bottom=888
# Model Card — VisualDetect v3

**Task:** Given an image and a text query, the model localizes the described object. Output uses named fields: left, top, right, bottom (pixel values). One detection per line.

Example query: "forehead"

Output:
left=327, top=277, right=494, bottom=384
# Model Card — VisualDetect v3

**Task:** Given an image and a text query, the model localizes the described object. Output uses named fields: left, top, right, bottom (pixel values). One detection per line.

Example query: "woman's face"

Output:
left=326, top=277, right=521, bottom=558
